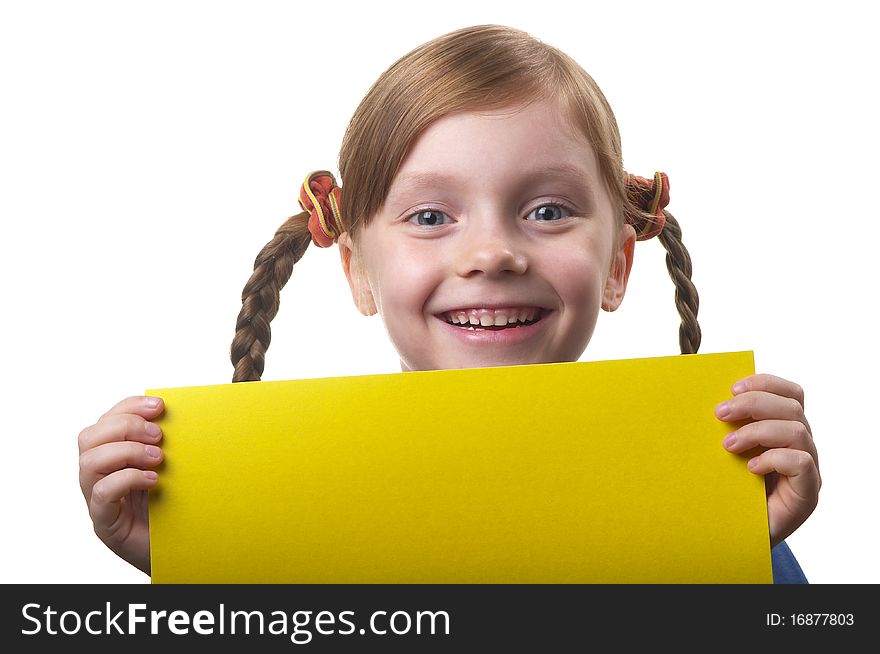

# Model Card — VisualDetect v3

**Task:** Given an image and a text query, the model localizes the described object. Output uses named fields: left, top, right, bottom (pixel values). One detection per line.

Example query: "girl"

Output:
left=77, top=25, right=819, bottom=582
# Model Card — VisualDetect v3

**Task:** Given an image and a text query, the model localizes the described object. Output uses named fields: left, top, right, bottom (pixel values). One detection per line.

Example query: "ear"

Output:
left=337, top=231, right=377, bottom=316
left=602, top=224, right=636, bottom=312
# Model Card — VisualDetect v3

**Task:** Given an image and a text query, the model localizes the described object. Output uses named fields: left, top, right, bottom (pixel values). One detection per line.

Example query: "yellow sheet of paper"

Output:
left=147, top=350, right=771, bottom=583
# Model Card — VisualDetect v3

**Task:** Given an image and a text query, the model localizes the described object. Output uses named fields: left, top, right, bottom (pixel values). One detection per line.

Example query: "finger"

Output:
left=715, top=390, right=808, bottom=432
left=747, top=448, right=820, bottom=502
left=99, top=395, right=165, bottom=423
left=89, top=468, right=159, bottom=534
left=79, top=441, right=164, bottom=502
left=732, top=374, right=805, bottom=409
left=78, top=396, right=165, bottom=453
left=728, top=375, right=814, bottom=441
left=78, top=409, right=164, bottom=454
left=722, top=419, right=817, bottom=462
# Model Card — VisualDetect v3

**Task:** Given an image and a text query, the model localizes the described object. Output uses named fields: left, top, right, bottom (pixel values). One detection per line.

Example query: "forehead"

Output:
left=390, top=99, right=599, bottom=194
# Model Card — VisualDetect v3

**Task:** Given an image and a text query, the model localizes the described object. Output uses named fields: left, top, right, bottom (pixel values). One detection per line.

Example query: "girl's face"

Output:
left=338, top=99, right=636, bottom=372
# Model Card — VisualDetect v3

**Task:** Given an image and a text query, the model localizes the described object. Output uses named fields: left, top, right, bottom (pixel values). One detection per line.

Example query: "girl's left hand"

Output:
left=715, top=374, right=821, bottom=549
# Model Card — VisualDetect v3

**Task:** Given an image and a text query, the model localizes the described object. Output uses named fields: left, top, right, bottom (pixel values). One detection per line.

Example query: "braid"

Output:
left=656, top=209, right=701, bottom=354
left=230, top=212, right=313, bottom=382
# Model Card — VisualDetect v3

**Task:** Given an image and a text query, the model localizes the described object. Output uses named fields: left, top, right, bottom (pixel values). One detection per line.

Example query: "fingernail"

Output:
left=722, top=432, right=737, bottom=449
left=145, top=422, right=161, bottom=438
left=145, top=445, right=162, bottom=458
left=144, top=471, right=158, bottom=480
left=716, top=401, right=731, bottom=418
left=145, top=396, right=161, bottom=408
left=748, top=457, right=759, bottom=470
left=732, top=381, right=748, bottom=394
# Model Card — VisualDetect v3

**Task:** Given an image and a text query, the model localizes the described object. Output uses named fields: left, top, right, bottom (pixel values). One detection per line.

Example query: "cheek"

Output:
left=368, top=242, right=441, bottom=318
left=367, top=245, right=444, bottom=371
left=544, top=244, right=607, bottom=310
left=541, top=250, right=606, bottom=360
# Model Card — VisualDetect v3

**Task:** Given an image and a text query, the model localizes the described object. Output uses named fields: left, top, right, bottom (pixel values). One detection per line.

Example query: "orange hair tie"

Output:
left=298, top=170, right=344, bottom=248
left=625, top=171, right=670, bottom=241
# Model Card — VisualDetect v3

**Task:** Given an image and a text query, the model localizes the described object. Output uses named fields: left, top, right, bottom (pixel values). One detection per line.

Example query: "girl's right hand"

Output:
left=78, top=395, right=165, bottom=575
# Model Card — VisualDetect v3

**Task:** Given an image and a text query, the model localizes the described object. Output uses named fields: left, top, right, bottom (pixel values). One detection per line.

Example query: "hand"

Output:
left=715, top=374, right=820, bottom=549
left=78, top=396, right=165, bottom=575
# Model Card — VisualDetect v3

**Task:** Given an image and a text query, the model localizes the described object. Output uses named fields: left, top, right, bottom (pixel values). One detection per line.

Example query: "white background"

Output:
left=1, top=0, right=877, bottom=583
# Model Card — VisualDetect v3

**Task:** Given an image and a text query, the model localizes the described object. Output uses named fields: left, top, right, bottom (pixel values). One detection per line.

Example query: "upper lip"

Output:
left=433, top=302, right=551, bottom=314
left=437, top=300, right=549, bottom=314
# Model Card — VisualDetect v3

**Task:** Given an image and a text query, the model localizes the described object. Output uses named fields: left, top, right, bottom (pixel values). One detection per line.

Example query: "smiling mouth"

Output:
left=438, top=308, right=548, bottom=331
left=451, top=317, right=542, bottom=331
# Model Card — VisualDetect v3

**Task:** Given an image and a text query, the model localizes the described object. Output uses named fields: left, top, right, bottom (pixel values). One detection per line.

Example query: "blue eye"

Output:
left=526, top=204, right=571, bottom=221
left=408, top=209, right=451, bottom=227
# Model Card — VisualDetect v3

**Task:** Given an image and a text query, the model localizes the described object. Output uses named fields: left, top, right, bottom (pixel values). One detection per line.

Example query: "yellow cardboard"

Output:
left=147, top=351, right=771, bottom=583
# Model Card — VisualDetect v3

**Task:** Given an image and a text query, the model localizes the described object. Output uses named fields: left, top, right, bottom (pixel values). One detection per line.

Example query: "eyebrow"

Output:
left=390, top=163, right=596, bottom=203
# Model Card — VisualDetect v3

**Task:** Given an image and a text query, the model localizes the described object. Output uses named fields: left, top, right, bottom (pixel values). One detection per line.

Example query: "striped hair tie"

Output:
left=625, top=171, right=669, bottom=240
left=298, top=170, right=344, bottom=248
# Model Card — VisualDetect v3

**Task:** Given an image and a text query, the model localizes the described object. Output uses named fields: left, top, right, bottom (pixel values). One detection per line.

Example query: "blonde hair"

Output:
left=231, top=25, right=700, bottom=382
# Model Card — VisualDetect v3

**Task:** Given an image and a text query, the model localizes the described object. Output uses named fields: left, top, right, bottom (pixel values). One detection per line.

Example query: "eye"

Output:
left=407, top=209, right=452, bottom=227
left=526, top=203, right=572, bottom=221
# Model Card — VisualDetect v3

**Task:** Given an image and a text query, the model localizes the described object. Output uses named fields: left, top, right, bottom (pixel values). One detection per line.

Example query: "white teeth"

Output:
left=443, top=308, right=542, bottom=326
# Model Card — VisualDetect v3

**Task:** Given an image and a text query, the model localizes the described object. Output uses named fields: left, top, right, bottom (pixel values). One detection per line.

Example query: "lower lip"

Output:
left=434, top=311, right=553, bottom=345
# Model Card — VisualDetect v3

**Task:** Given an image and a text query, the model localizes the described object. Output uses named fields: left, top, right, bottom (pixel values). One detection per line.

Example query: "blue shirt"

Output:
left=771, top=540, right=808, bottom=583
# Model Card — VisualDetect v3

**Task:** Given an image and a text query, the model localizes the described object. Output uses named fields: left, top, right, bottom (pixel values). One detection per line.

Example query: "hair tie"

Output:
left=298, top=170, right=344, bottom=248
left=625, top=171, right=669, bottom=240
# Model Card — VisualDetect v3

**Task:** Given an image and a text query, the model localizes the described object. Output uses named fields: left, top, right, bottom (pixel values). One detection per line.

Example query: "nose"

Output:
left=454, top=220, right=529, bottom=278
